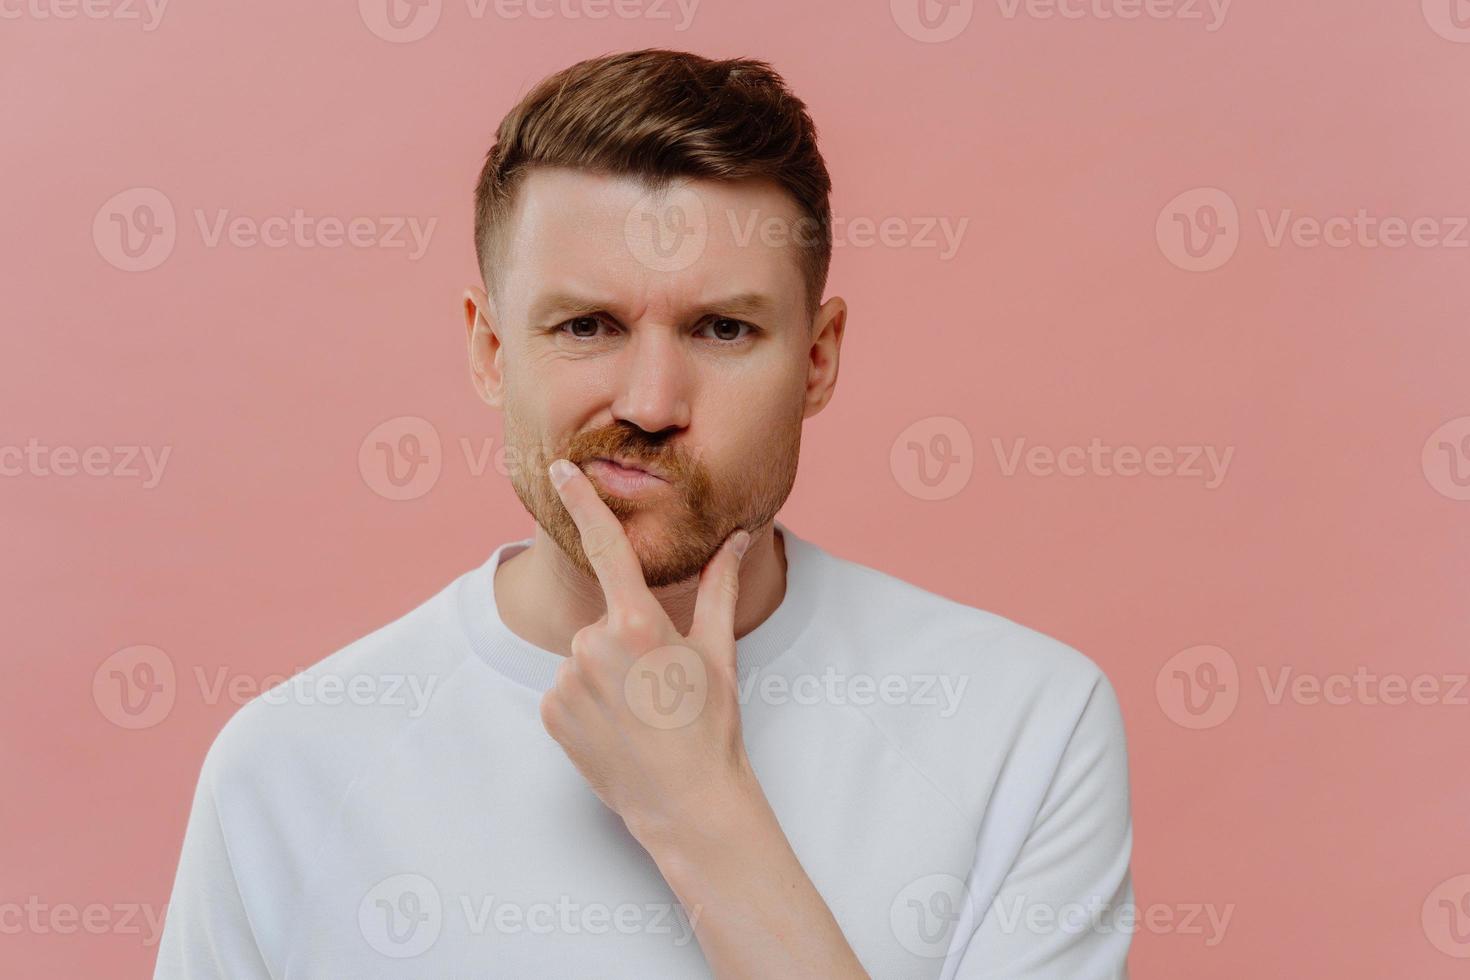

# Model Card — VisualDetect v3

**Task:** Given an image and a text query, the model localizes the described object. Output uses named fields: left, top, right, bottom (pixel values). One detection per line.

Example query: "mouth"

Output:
left=583, top=456, right=670, bottom=498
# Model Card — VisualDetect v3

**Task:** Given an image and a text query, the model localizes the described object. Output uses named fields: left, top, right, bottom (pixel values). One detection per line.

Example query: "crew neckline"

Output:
left=456, top=519, right=823, bottom=694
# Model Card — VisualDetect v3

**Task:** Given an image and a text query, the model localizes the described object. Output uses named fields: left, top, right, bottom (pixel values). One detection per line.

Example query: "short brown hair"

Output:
left=473, top=48, right=832, bottom=318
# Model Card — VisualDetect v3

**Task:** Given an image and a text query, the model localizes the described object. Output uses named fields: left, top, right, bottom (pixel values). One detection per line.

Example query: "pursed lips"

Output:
left=591, top=456, right=667, bottom=481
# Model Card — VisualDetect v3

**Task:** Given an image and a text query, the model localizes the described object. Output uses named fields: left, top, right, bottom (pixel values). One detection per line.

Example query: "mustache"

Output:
left=559, top=425, right=702, bottom=481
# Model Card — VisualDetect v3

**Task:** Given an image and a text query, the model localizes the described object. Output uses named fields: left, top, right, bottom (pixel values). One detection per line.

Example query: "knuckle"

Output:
left=571, top=629, right=616, bottom=677
left=612, top=610, right=661, bottom=645
left=615, top=609, right=652, bottom=635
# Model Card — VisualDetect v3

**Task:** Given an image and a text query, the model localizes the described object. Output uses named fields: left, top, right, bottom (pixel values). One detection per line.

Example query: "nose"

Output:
left=609, top=327, right=691, bottom=434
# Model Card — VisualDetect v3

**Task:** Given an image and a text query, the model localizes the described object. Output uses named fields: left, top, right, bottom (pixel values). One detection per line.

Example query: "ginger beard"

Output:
left=502, top=402, right=803, bottom=590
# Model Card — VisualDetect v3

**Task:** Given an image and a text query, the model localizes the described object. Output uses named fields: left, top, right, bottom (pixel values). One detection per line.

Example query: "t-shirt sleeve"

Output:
left=153, top=743, right=274, bottom=980
left=947, top=671, right=1135, bottom=979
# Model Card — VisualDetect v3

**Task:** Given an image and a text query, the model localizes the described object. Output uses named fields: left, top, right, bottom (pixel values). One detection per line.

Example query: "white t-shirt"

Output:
left=154, top=520, right=1133, bottom=979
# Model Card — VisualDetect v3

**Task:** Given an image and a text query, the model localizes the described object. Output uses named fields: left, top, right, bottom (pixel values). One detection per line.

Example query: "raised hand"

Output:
left=539, top=456, right=754, bottom=845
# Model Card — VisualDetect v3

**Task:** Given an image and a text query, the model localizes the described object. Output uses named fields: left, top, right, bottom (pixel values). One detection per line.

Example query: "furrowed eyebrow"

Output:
left=697, top=292, right=775, bottom=319
left=528, top=292, right=609, bottom=325
left=528, top=291, right=777, bottom=327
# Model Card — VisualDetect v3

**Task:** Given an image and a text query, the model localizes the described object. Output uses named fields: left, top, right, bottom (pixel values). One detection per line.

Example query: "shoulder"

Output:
left=795, top=539, right=1127, bottom=813
left=802, top=538, right=1111, bottom=697
left=163, top=564, right=483, bottom=972
left=196, top=568, right=473, bottom=803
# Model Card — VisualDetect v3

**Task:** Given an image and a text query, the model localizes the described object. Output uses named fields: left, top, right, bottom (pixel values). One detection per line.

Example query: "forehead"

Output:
left=498, top=167, right=810, bottom=322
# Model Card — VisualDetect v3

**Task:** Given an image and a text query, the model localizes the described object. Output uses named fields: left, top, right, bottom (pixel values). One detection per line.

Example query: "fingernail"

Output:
left=732, top=530, right=751, bottom=559
left=549, top=459, right=575, bottom=488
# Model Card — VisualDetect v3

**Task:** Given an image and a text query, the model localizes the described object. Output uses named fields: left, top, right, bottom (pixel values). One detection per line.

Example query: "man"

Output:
left=155, top=48, right=1133, bottom=979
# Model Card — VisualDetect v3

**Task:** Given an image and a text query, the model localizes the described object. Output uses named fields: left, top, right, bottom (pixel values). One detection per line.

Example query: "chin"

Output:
left=619, top=507, right=681, bottom=545
left=626, top=512, right=722, bottom=583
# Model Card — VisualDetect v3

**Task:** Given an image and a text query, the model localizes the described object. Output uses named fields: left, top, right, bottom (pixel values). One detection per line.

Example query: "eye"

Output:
left=697, top=317, right=756, bottom=344
left=555, top=316, right=613, bottom=341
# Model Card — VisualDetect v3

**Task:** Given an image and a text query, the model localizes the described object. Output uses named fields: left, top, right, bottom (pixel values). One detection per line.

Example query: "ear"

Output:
left=802, top=295, right=847, bottom=419
left=463, top=284, right=505, bottom=408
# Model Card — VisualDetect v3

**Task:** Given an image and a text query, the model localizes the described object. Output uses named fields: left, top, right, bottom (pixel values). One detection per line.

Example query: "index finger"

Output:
left=548, top=458, right=655, bottom=613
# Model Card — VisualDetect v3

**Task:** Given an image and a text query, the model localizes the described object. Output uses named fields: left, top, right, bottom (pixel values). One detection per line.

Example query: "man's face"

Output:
left=477, top=168, right=827, bottom=588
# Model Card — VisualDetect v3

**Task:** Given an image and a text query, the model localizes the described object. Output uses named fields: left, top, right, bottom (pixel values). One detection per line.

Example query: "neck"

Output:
left=494, top=521, right=788, bottom=656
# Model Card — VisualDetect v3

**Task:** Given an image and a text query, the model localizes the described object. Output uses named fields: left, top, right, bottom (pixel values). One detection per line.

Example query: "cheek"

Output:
left=697, top=390, right=801, bottom=466
left=505, top=362, right=600, bottom=440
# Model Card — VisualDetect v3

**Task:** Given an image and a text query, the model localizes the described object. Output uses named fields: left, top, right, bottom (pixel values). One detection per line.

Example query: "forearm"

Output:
left=629, top=768, right=869, bottom=980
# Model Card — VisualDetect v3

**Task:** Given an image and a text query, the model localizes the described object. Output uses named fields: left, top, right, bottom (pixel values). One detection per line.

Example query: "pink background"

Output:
left=4, top=1, right=1469, bottom=976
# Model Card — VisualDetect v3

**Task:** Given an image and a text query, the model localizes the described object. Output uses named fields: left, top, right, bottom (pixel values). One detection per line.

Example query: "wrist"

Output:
left=625, top=756, right=770, bottom=863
